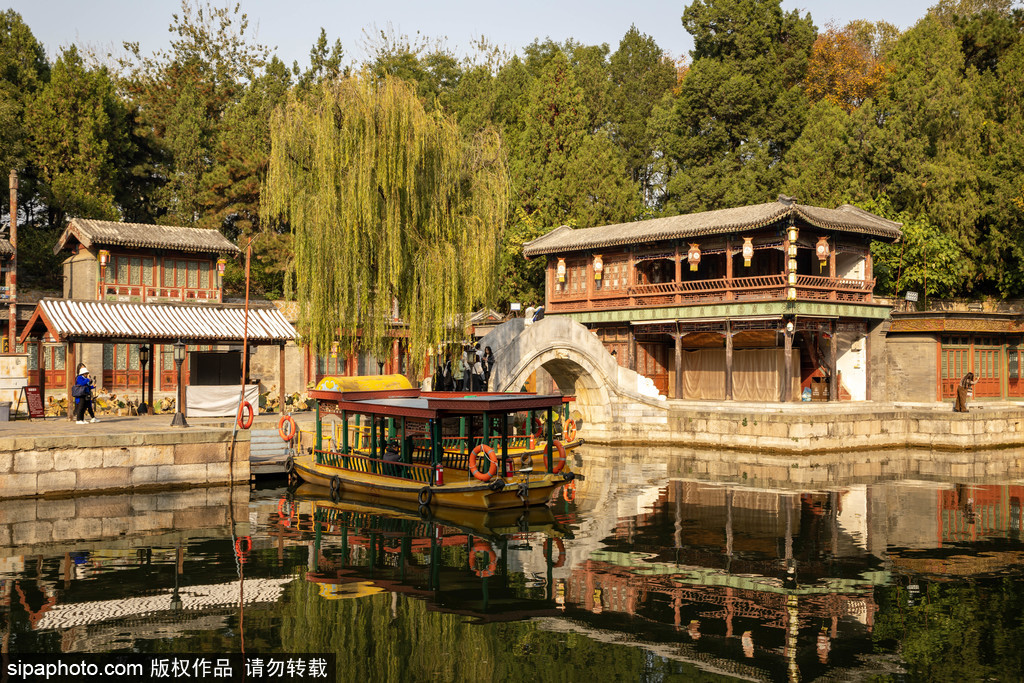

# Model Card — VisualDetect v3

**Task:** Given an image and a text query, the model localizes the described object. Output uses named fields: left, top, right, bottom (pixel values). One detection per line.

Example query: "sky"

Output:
left=12, top=0, right=939, bottom=68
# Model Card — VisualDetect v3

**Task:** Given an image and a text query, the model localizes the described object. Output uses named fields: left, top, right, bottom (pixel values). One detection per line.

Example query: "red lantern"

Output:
left=816, top=236, right=829, bottom=268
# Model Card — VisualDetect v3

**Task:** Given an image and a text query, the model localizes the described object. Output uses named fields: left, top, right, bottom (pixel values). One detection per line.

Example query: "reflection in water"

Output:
left=2, top=447, right=1024, bottom=681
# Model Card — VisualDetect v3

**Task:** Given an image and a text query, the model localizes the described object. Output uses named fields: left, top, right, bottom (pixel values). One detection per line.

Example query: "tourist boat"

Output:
left=289, top=375, right=583, bottom=511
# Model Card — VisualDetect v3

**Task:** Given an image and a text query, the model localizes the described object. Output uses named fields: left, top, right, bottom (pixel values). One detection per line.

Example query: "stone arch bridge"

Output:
left=481, top=317, right=668, bottom=442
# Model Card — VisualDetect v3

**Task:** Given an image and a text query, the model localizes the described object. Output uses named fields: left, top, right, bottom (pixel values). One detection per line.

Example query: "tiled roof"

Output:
left=54, top=218, right=240, bottom=255
left=522, top=200, right=902, bottom=258
left=0, top=238, right=12, bottom=256
left=27, top=298, right=295, bottom=343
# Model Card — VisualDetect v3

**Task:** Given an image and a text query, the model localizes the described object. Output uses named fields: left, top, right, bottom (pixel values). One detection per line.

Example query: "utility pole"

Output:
left=7, top=170, right=16, bottom=352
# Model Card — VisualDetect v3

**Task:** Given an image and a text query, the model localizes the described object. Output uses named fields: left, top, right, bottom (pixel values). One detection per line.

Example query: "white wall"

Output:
left=837, top=332, right=867, bottom=401
left=836, top=252, right=865, bottom=280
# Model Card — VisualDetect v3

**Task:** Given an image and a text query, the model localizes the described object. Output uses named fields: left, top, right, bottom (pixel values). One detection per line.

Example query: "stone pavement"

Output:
left=0, top=411, right=317, bottom=439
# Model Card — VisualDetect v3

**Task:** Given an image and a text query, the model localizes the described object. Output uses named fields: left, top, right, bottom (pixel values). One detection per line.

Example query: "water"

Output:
left=3, top=446, right=1024, bottom=682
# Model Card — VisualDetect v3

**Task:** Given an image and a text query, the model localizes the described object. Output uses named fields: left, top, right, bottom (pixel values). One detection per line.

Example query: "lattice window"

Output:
left=117, top=257, right=129, bottom=284
left=53, top=345, right=65, bottom=370
left=130, top=257, right=141, bottom=285
left=128, top=345, right=139, bottom=370
left=200, top=261, right=210, bottom=288
left=103, top=344, right=114, bottom=370
left=188, top=261, right=199, bottom=288
left=163, top=260, right=175, bottom=286
left=143, top=259, right=154, bottom=286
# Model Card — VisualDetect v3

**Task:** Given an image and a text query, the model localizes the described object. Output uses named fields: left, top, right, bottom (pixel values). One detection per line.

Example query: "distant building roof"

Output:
left=522, top=200, right=902, bottom=258
left=19, top=298, right=296, bottom=344
left=54, top=218, right=240, bottom=256
left=0, top=238, right=12, bottom=256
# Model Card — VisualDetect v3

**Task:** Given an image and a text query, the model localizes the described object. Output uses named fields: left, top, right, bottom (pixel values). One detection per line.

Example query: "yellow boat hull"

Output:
left=293, top=453, right=569, bottom=510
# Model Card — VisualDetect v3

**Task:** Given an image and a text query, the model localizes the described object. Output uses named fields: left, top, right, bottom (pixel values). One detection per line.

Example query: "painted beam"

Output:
left=562, top=300, right=891, bottom=325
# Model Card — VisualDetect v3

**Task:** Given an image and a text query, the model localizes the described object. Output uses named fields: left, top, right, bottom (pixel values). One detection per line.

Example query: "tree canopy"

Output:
left=262, top=76, right=510, bottom=370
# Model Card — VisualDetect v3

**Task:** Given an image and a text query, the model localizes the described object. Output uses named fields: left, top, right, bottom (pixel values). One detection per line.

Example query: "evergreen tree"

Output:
left=607, top=26, right=678, bottom=205
left=654, top=0, right=817, bottom=212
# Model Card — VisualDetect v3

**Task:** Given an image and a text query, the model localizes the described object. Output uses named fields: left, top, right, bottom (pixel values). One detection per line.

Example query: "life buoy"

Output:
left=563, top=419, right=577, bottom=443
left=543, top=440, right=567, bottom=474
left=236, top=401, right=254, bottom=429
left=562, top=479, right=577, bottom=503
left=329, top=475, right=341, bottom=497
left=278, top=414, right=297, bottom=441
left=552, top=538, right=566, bottom=568
left=469, top=444, right=498, bottom=482
left=469, top=540, right=497, bottom=578
left=235, top=536, right=252, bottom=563
left=532, top=416, right=546, bottom=439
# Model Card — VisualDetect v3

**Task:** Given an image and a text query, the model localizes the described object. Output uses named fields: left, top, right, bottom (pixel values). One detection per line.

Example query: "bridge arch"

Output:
left=481, top=316, right=663, bottom=429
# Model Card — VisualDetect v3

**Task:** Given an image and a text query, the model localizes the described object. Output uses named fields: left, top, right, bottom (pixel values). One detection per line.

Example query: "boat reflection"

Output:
left=287, top=486, right=573, bottom=622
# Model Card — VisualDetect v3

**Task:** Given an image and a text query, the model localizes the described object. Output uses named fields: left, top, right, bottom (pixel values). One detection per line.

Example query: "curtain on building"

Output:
left=682, top=349, right=799, bottom=401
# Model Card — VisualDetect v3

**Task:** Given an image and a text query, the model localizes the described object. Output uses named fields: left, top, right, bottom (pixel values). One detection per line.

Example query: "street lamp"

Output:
left=138, top=344, right=150, bottom=414
left=171, top=340, right=188, bottom=427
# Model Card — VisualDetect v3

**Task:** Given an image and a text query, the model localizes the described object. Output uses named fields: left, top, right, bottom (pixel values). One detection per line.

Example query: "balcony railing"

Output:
left=550, top=273, right=875, bottom=313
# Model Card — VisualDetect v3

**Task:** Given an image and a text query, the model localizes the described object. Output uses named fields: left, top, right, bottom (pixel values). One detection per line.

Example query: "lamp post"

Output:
left=138, top=345, right=150, bottom=414
left=171, top=340, right=188, bottom=427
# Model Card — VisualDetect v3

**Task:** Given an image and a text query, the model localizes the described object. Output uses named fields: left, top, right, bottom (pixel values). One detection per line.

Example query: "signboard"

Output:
left=1009, top=348, right=1019, bottom=381
left=904, top=291, right=919, bottom=302
left=20, top=385, right=45, bottom=419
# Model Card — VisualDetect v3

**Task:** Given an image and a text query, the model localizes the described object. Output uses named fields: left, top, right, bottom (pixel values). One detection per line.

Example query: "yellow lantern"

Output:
left=593, top=254, right=603, bottom=281
left=217, top=258, right=227, bottom=275
left=816, top=236, right=829, bottom=268
left=687, top=243, right=701, bottom=271
left=556, top=258, right=566, bottom=283
left=787, top=287, right=797, bottom=301
left=742, top=237, right=754, bottom=267
left=98, top=249, right=110, bottom=266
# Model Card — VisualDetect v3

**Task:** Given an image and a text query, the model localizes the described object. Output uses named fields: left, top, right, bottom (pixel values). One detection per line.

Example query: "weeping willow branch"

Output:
left=262, top=76, right=510, bottom=374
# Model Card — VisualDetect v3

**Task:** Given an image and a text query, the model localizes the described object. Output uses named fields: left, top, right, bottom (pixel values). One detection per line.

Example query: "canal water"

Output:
left=3, top=445, right=1024, bottom=682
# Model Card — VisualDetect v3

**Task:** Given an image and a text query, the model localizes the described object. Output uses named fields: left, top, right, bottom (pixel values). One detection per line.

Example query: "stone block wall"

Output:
left=0, top=430, right=250, bottom=499
left=582, top=403, right=1024, bottom=453
left=885, top=333, right=937, bottom=402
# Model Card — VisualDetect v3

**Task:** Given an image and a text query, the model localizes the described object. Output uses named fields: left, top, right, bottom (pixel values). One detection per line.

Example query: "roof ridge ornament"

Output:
left=777, top=194, right=796, bottom=206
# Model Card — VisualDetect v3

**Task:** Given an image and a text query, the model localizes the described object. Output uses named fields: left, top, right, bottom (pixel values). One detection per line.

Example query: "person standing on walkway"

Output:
left=483, top=346, right=494, bottom=385
left=453, top=347, right=465, bottom=391
left=954, top=372, right=975, bottom=412
left=471, top=352, right=485, bottom=392
left=74, top=365, right=99, bottom=424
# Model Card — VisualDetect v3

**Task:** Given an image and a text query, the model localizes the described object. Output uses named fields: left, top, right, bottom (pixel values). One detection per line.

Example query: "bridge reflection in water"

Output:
left=3, top=447, right=1024, bottom=681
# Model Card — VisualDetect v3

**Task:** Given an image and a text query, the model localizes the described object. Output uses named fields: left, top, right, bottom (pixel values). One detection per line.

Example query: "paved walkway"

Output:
left=0, top=411, right=318, bottom=438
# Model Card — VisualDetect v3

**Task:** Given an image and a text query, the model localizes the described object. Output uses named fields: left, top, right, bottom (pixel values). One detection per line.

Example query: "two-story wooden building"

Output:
left=523, top=197, right=902, bottom=402
left=50, top=218, right=241, bottom=393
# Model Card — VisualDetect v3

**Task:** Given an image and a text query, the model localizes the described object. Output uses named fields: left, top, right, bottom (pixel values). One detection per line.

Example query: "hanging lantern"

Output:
left=687, top=244, right=701, bottom=271
left=593, top=254, right=603, bottom=281
left=742, top=237, right=754, bottom=267
left=98, top=249, right=110, bottom=266
left=788, top=271, right=798, bottom=286
left=787, top=225, right=799, bottom=243
left=787, top=287, right=797, bottom=301
left=788, top=241, right=798, bottom=258
left=816, top=236, right=829, bottom=268
left=217, top=258, right=227, bottom=275
left=556, top=258, right=566, bottom=283
left=330, top=341, right=339, bottom=359
left=788, top=258, right=798, bottom=273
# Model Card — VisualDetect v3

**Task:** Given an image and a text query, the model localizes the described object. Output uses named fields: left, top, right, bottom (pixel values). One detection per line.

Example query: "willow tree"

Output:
left=263, top=76, right=509, bottom=371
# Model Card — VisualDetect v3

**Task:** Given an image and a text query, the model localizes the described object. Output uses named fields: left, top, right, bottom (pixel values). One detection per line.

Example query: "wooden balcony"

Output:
left=549, top=273, right=875, bottom=314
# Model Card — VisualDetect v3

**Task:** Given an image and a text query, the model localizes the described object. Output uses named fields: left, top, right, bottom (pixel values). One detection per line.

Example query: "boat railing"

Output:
left=315, top=448, right=434, bottom=484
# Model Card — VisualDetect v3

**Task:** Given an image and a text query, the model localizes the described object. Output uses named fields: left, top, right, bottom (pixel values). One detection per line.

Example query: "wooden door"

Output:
left=974, top=346, right=1002, bottom=397
left=638, top=342, right=669, bottom=395
left=940, top=346, right=970, bottom=399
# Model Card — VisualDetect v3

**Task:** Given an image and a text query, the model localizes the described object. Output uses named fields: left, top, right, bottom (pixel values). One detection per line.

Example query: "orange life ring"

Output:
left=562, top=479, right=577, bottom=503
left=552, top=537, right=566, bottom=568
left=236, top=401, right=254, bottom=429
left=563, top=419, right=577, bottom=443
left=533, top=416, right=546, bottom=439
left=469, top=539, right=497, bottom=577
left=543, top=440, right=567, bottom=474
left=235, top=536, right=252, bottom=563
left=469, top=444, right=498, bottom=482
left=278, top=414, right=297, bottom=441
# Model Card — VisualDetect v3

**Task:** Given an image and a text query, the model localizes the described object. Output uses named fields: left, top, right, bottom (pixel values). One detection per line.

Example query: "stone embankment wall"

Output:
left=585, top=403, right=1024, bottom=453
left=0, top=430, right=250, bottom=499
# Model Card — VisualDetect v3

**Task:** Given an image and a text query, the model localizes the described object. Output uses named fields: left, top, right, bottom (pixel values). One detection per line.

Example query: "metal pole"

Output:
left=7, top=170, right=16, bottom=352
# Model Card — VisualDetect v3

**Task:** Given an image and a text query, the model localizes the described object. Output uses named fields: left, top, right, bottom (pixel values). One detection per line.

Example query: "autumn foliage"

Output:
left=804, top=25, right=889, bottom=112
